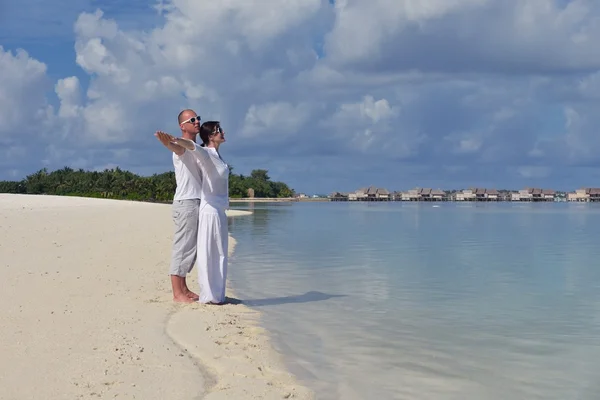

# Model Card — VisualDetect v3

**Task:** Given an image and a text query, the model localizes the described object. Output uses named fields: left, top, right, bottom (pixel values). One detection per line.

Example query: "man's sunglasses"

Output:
left=181, top=116, right=201, bottom=125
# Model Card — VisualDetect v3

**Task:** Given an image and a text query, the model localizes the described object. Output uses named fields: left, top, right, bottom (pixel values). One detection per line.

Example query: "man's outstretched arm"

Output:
left=155, top=132, right=210, bottom=167
left=155, top=131, right=186, bottom=156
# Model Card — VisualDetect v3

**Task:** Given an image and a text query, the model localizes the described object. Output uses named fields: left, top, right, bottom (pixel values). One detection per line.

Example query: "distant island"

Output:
left=0, top=167, right=295, bottom=202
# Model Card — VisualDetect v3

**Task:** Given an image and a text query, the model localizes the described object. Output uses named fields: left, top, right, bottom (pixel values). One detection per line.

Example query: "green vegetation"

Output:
left=228, top=168, right=294, bottom=198
left=0, top=166, right=295, bottom=202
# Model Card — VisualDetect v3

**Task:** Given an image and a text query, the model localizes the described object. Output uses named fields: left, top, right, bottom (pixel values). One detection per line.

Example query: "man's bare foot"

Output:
left=171, top=276, right=197, bottom=302
left=185, top=290, right=199, bottom=301
left=173, top=295, right=195, bottom=303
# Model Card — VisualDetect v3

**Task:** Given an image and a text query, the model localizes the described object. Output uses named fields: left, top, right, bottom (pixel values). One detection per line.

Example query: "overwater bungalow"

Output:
left=453, top=188, right=499, bottom=201
left=366, top=186, right=391, bottom=201
left=345, top=187, right=392, bottom=201
left=512, top=188, right=556, bottom=202
left=329, top=192, right=349, bottom=201
left=567, top=188, right=600, bottom=202
left=328, top=186, right=576, bottom=202
left=431, top=189, right=447, bottom=201
left=400, top=189, right=420, bottom=201
left=475, top=188, right=499, bottom=201
left=399, top=188, right=448, bottom=201
left=453, top=189, right=476, bottom=201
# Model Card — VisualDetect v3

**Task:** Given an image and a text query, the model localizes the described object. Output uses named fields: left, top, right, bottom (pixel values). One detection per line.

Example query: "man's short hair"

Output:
left=178, top=109, right=194, bottom=124
left=177, top=109, right=190, bottom=124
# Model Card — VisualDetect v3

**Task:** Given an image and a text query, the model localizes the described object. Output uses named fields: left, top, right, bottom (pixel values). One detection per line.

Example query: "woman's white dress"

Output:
left=188, top=144, right=229, bottom=304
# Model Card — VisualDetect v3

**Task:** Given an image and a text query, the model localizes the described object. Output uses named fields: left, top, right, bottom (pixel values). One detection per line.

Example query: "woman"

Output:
left=155, top=121, right=229, bottom=304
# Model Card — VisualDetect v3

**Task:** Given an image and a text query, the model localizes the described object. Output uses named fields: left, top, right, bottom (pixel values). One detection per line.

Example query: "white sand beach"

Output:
left=0, top=194, right=314, bottom=400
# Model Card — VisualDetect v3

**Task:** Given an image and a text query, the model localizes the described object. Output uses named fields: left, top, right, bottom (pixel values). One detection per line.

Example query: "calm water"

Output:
left=227, top=202, right=600, bottom=400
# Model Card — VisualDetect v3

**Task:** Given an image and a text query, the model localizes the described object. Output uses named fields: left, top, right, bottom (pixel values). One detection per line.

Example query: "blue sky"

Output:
left=1, top=0, right=600, bottom=194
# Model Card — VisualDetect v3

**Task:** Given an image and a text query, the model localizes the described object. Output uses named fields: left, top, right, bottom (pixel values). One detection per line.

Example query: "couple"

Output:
left=155, top=109, right=229, bottom=305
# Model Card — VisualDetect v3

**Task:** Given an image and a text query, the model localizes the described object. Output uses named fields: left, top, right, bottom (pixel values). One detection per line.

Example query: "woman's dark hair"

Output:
left=198, top=121, right=221, bottom=147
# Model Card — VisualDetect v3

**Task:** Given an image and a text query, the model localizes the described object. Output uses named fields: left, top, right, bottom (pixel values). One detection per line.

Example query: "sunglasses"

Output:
left=181, top=116, right=201, bottom=125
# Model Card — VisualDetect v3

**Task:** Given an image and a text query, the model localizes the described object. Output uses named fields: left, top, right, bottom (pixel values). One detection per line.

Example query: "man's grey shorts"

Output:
left=170, top=199, right=200, bottom=276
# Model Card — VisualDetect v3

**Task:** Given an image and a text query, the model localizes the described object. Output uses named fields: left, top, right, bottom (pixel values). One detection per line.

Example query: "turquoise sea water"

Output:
left=227, top=202, right=600, bottom=400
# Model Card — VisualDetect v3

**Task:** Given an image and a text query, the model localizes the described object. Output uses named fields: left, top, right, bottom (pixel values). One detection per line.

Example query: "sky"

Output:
left=1, top=0, right=600, bottom=194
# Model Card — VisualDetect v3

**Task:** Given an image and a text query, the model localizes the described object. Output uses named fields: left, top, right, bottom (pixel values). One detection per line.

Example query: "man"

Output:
left=156, top=109, right=203, bottom=303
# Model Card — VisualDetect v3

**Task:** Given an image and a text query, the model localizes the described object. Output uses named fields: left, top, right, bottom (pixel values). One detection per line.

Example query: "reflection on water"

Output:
left=228, top=202, right=600, bottom=400
left=228, top=202, right=295, bottom=237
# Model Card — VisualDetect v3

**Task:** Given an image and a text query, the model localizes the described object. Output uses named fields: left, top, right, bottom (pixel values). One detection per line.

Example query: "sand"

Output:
left=0, top=194, right=314, bottom=400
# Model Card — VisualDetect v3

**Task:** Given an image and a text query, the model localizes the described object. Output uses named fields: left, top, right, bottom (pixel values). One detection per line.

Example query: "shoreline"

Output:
left=0, top=194, right=314, bottom=400
left=165, top=234, right=315, bottom=399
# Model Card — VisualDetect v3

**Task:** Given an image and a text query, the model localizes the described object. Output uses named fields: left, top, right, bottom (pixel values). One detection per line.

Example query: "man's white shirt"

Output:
left=172, top=151, right=203, bottom=201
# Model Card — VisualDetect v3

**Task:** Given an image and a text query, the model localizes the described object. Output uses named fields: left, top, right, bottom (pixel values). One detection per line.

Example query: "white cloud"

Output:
left=56, top=77, right=82, bottom=119
left=241, top=102, right=313, bottom=138
left=76, top=38, right=130, bottom=83
left=74, top=9, right=119, bottom=40
left=443, top=132, right=483, bottom=155
left=325, top=0, right=487, bottom=65
left=0, top=47, right=49, bottom=138
left=4, top=0, right=600, bottom=192
left=324, top=0, right=600, bottom=74
left=337, top=95, right=397, bottom=124
left=46, top=3, right=328, bottom=146
left=321, top=95, right=405, bottom=152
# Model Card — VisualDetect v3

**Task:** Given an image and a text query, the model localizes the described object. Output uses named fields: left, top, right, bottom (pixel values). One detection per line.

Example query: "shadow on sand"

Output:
left=223, top=291, right=346, bottom=307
